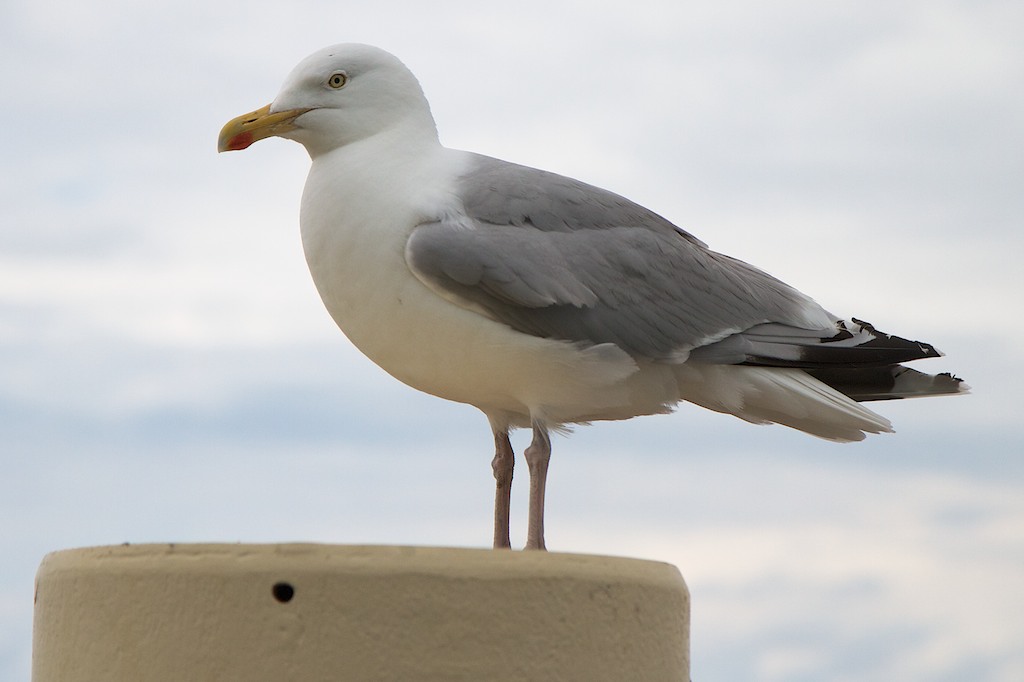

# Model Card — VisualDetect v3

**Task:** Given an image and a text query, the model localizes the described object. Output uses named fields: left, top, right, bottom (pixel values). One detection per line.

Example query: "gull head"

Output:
left=218, top=43, right=437, bottom=158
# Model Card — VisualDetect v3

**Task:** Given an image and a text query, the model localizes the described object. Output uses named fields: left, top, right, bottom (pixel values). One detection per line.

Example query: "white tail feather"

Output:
left=675, top=364, right=893, bottom=442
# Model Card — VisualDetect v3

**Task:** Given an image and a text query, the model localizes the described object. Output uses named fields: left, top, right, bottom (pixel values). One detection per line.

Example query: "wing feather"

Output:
left=406, top=154, right=833, bottom=361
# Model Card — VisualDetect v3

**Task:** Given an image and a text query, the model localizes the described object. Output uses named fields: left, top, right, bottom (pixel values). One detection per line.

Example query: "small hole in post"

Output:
left=272, top=581, right=295, bottom=603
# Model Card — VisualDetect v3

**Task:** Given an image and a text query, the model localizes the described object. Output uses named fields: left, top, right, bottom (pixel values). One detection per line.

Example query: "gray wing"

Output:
left=407, top=154, right=841, bottom=363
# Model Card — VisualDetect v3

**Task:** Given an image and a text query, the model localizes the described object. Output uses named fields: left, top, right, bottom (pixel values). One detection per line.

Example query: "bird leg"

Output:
left=524, top=422, right=552, bottom=551
left=491, top=430, right=514, bottom=550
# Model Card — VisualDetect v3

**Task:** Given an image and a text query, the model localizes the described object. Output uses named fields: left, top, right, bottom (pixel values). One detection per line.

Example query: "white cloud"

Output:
left=552, top=453, right=1024, bottom=680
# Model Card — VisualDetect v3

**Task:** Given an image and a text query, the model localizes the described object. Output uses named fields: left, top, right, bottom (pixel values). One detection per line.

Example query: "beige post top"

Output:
left=33, top=543, right=689, bottom=681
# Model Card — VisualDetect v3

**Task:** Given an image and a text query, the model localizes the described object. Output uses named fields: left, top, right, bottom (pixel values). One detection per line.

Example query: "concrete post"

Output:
left=33, top=544, right=689, bottom=681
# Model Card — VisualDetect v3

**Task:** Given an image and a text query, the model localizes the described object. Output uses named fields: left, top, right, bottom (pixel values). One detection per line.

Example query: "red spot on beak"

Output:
left=225, top=132, right=255, bottom=151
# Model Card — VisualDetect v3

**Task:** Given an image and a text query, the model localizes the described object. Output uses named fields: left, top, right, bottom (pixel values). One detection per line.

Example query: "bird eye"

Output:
left=327, top=72, right=348, bottom=89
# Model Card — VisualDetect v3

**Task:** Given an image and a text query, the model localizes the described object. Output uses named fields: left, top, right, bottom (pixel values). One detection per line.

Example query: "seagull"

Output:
left=219, top=43, right=967, bottom=550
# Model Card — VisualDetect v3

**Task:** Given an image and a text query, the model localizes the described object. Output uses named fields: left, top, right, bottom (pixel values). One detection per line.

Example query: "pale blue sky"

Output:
left=2, top=1, right=1022, bottom=679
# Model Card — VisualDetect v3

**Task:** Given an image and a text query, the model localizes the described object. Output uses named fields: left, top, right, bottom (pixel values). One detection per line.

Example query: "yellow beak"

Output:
left=218, top=104, right=311, bottom=152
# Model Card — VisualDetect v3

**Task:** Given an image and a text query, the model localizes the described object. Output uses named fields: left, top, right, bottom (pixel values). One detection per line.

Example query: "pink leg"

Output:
left=524, top=423, right=551, bottom=551
left=491, top=430, right=514, bottom=549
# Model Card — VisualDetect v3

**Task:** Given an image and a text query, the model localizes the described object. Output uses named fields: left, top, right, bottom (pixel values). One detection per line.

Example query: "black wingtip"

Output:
left=847, top=318, right=943, bottom=361
left=809, top=366, right=970, bottom=402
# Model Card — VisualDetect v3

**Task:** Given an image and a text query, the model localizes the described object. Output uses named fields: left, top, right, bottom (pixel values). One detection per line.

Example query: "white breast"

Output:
left=297, top=142, right=665, bottom=426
